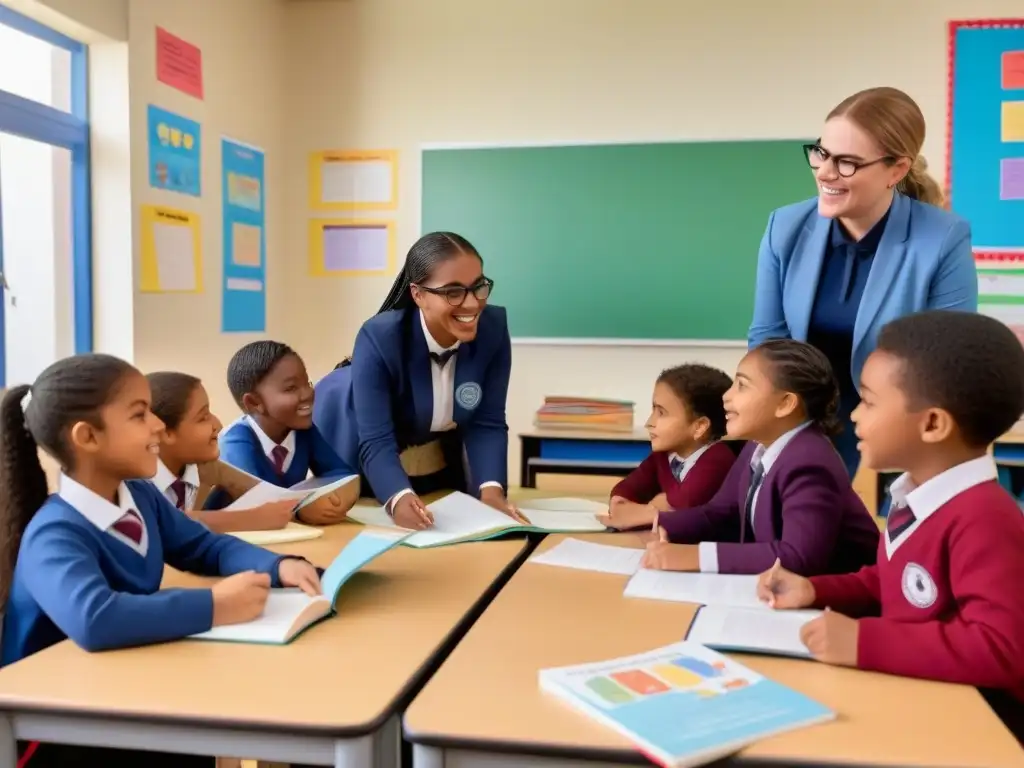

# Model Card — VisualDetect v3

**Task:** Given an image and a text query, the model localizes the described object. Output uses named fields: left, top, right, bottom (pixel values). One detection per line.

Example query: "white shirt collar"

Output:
left=889, top=455, right=997, bottom=522
left=246, top=415, right=296, bottom=458
left=151, top=459, right=200, bottom=493
left=751, top=421, right=811, bottom=473
left=670, top=442, right=714, bottom=471
left=58, top=473, right=138, bottom=532
left=419, top=310, right=460, bottom=355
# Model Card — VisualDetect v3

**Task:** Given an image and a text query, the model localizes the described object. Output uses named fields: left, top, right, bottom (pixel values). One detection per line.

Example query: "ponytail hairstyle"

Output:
left=826, top=86, right=944, bottom=208
left=147, top=371, right=202, bottom=431
left=752, top=340, right=842, bottom=436
left=376, top=231, right=482, bottom=314
left=0, top=353, right=137, bottom=603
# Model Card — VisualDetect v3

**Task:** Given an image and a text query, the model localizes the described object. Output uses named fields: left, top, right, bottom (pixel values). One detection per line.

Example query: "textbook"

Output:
left=190, top=529, right=408, bottom=644
left=229, top=522, right=324, bottom=546
left=539, top=642, right=833, bottom=767
left=685, top=605, right=822, bottom=659
left=624, top=570, right=764, bottom=609
left=346, top=491, right=607, bottom=548
left=223, top=473, right=359, bottom=513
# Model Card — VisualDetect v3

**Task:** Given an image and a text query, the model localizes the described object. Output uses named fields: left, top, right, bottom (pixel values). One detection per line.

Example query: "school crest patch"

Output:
left=901, top=562, right=938, bottom=609
left=456, top=382, right=482, bottom=410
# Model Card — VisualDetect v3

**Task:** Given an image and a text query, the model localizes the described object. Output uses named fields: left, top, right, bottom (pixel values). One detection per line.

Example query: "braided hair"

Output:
left=751, top=340, right=842, bottom=436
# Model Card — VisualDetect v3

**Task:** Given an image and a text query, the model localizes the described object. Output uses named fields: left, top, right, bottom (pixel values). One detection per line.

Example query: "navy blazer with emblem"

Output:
left=313, top=304, right=512, bottom=504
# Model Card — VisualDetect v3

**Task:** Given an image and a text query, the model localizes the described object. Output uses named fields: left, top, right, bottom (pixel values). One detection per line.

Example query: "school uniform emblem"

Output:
left=901, top=562, right=938, bottom=609
left=456, top=382, right=482, bottom=410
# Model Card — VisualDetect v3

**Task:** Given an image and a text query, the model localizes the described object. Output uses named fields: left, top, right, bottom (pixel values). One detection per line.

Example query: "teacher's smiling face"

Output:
left=411, top=251, right=492, bottom=346
left=808, top=116, right=910, bottom=222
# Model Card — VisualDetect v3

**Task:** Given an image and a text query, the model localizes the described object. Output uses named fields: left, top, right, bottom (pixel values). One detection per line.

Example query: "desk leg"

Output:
left=411, top=744, right=443, bottom=768
left=520, top=437, right=540, bottom=488
left=0, top=717, right=13, bottom=768
left=333, top=735, right=373, bottom=768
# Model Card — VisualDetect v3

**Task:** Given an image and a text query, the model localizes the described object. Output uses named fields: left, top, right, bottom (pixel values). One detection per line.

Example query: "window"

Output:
left=0, top=6, right=91, bottom=387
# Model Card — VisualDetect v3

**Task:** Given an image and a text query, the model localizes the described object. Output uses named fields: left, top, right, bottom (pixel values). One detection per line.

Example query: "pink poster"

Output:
left=156, top=27, right=203, bottom=100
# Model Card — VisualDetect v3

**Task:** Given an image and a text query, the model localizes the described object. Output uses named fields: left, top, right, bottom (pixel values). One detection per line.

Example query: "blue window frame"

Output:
left=0, top=5, right=91, bottom=385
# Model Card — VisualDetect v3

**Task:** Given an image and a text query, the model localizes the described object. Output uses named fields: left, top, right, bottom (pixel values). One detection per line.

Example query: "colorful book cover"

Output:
left=539, top=641, right=833, bottom=767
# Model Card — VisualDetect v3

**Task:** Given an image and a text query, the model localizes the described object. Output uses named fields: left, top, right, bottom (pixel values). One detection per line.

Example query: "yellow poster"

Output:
left=140, top=205, right=203, bottom=293
left=308, top=149, right=399, bottom=211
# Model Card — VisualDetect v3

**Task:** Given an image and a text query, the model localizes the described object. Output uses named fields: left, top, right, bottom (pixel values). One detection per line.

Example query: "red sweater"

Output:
left=810, top=480, right=1024, bottom=699
left=611, top=442, right=736, bottom=510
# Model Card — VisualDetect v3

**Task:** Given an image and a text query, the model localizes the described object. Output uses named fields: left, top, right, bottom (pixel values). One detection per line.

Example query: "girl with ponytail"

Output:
left=314, top=232, right=523, bottom=530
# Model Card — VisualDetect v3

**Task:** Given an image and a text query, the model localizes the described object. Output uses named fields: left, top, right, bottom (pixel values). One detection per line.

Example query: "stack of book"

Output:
left=535, top=396, right=635, bottom=432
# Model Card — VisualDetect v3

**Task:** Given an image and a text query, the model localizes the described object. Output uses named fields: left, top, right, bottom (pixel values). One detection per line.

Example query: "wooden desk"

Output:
left=518, top=429, right=651, bottom=488
left=404, top=534, right=1024, bottom=768
left=0, top=525, right=531, bottom=768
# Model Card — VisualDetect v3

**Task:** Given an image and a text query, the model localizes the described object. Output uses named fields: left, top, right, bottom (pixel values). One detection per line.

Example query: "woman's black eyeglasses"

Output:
left=803, top=143, right=896, bottom=178
left=414, top=277, right=494, bottom=306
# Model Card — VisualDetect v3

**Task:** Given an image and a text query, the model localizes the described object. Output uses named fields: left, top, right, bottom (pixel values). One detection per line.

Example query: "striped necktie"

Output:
left=887, top=503, right=917, bottom=539
left=743, top=459, right=766, bottom=536
left=112, top=509, right=144, bottom=544
left=169, top=479, right=187, bottom=510
left=669, top=456, right=685, bottom=481
left=271, top=444, right=289, bottom=475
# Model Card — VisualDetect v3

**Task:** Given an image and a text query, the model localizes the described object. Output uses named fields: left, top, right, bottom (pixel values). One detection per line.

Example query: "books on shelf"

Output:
left=223, top=474, right=359, bottom=514
left=190, top=528, right=408, bottom=645
left=346, top=491, right=608, bottom=548
left=229, top=521, right=324, bottom=546
left=539, top=641, right=833, bottom=767
left=535, top=396, right=635, bottom=433
left=685, top=605, right=821, bottom=659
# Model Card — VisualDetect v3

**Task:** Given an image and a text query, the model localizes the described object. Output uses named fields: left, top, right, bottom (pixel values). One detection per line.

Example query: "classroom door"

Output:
left=0, top=131, right=76, bottom=388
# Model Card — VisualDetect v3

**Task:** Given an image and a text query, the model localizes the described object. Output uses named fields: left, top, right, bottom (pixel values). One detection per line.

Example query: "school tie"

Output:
left=169, top=479, right=187, bottom=510
left=669, top=456, right=685, bottom=482
left=887, top=502, right=917, bottom=539
left=742, top=458, right=766, bottom=538
left=112, top=508, right=144, bottom=545
left=271, top=444, right=289, bottom=475
left=430, top=348, right=458, bottom=367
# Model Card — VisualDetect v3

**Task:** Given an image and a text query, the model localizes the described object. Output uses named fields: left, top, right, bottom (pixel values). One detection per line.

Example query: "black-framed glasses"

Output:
left=803, top=142, right=896, bottom=178
left=414, top=277, right=494, bottom=306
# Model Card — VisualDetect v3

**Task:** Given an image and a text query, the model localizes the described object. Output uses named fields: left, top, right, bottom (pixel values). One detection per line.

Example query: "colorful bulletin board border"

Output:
left=139, top=205, right=202, bottom=293
left=947, top=19, right=1024, bottom=251
left=308, top=218, right=397, bottom=277
left=308, top=149, right=399, bottom=211
left=221, top=137, right=267, bottom=332
left=147, top=105, right=202, bottom=197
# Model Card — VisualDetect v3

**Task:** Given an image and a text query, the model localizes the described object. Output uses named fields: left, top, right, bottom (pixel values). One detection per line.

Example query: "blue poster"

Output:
left=221, top=138, right=267, bottom=332
left=949, top=22, right=1024, bottom=249
left=147, top=105, right=201, bottom=197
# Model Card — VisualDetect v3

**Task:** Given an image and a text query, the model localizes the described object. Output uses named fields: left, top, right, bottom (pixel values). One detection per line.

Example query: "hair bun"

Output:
left=913, top=154, right=929, bottom=171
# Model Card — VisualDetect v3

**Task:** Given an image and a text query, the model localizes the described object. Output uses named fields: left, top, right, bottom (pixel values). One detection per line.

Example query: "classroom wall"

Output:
left=282, top=0, right=1020, bottom=478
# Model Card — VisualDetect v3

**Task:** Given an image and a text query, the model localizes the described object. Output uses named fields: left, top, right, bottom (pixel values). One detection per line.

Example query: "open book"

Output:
left=229, top=522, right=324, bottom=546
left=223, top=474, right=359, bottom=514
left=346, top=491, right=607, bottom=548
left=190, top=528, right=408, bottom=644
left=540, top=641, right=833, bottom=767
left=685, top=605, right=822, bottom=659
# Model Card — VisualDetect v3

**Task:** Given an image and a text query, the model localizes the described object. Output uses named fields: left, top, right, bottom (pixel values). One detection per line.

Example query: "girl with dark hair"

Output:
left=0, top=354, right=320, bottom=767
left=641, top=339, right=879, bottom=577
left=314, top=232, right=523, bottom=530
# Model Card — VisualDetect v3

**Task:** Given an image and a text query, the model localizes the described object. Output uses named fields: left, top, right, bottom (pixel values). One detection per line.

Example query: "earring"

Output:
left=886, top=182, right=894, bottom=189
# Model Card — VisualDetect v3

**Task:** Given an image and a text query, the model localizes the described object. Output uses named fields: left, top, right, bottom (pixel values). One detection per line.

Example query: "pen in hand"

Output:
left=766, top=557, right=782, bottom=608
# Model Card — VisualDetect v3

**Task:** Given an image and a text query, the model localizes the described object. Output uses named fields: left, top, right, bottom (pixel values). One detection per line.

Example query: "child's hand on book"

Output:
left=641, top=528, right=699, bottom=571
left=212, top=571, right=271, bottom=626
left=392, top=493, right=433, bottom=530
left=598, top=500, right=654, bottom=530
left=246, top=500, right=297, bottom=530
left=756, top=558, right=815, bottom=609
left=277, top=557, right=322, bottom=596
left=298, top=492, right=349, bottom=526
left=800, top=608, right=858, bottom=667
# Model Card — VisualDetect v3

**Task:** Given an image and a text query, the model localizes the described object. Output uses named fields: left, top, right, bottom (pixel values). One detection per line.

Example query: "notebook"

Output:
left=685, top=605, right=822, bottom=659
left=623, top=570, right=764, bottom=609
left=540, top=641, right=833, bottom=767
left=346, top=491, right=607, bottom=547
left=190, top=528, right=408, bottom=644
left=529, top=538, right=644, bottom=575
left=223, top=474, right=359, bottom=513
left=229, top=522, right=324, bottom=546
left=519, top=497, right=609, bottom=514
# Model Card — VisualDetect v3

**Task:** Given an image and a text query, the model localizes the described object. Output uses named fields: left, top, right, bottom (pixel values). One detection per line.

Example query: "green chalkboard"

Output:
left=421, top=140, right=817, bottom=341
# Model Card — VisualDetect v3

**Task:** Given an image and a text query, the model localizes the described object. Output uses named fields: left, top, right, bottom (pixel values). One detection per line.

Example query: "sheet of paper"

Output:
left=222, top=482, right=307, bottom=511
left=346, top=505, right=402, bottom=529
left=153, top=222, right=197, bottom=291
left=229, top=522, right=323, bottom=546
left=321, top=158, right=393, bottom=205
left=522, top=509, right=606, bottom=532
left=402, top=491, right=515, bottom=547
left=624, top=569, right=764, bottom=609
left=1002, top=101, right=1024, bottom=143
left=323, top=224, right=390, bottom=272
left=519, top=497, right=608, bottom=514
left=292, top=474, right=359, bottom=510
left=231, top=222, right=262, bottom=266
left=686, top=606, right=821, bottom=658
left=191, top=590, right=325, bottom=644
left=530, top=538, right=644, bottom=575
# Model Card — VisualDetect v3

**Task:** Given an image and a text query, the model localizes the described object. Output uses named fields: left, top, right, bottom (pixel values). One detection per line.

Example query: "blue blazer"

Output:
left=314, top=305, right=512, bottom=503
left=219, top=419, right=353, bottom=487
left=748, top=193, right=977, bottom=386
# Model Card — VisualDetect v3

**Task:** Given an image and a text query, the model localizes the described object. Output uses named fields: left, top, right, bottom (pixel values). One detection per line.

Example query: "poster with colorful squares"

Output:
left=948, top=19, right=1024, bottom=253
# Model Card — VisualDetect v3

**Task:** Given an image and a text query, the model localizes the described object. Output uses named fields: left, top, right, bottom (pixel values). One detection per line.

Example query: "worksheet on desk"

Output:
left=624, top=570, right=764, bottom=609
left=530, top=537, right=644, bottom=575
left=686, top=605, right=821, bottom=658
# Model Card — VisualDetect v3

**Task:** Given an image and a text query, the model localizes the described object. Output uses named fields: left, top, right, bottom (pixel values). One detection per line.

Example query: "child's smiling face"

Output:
left=249, top=353, right=315, bottom=432
left=161, top=383, right=222, bottom=465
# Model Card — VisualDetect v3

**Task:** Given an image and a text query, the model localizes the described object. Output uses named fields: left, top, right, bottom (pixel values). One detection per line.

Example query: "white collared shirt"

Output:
left=884, top=455, right=997, bottom=558
left=388, top=312, right=499, bottom=511
left=150, top=459, right=201, bottom=512
left=669, top=442, right=715, bottom=483
left=698, top=421, right=811, bottom=573
left=59, top=473, right=149, bottom=556
left=246, top=415, right=296, bottom=473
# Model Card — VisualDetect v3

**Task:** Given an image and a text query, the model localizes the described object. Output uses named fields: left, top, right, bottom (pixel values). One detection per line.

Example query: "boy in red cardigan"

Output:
left=600, top=363, right=736, bottom=531
left=758, top=310, right=1024, bottom=737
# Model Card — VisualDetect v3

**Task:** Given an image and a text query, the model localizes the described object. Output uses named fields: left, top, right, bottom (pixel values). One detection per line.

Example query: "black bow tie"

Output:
left=430, top=348, right=458, bottom=367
